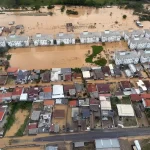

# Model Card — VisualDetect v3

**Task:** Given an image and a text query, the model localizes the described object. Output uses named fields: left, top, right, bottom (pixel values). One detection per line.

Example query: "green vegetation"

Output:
left=0, top=46, right=10, bottom=57
left=122, top=96, right=131, bottom=104
left=66, top=9, right=78, bottom=15
left=141, top=139, right=150, bottom=150
left=60, top=42, right=65, bottom=46
left=6, top=54, right=11, bottom=60
left=85, top=46, right=107, bottom=66
left=61, top=5, right=65, bottom=12
left=123, top=116, right=137, bottom=127
left=110, top=97, right=121, bottom=110
left=72, top=68, right=82, bottom=73
left=32, top=4, right=40, bottom=10
left=4, top=102, right=32, bottom=135
left=47, top=4, right=55, bottom=9
left=122, top=14, right=127, bottom=19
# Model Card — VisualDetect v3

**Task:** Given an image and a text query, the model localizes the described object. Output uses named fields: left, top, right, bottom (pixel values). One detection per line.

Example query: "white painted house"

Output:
left=139, top=50, right=150, bottom=63
left=101, top=30, right=122, bottom=42
left=32, top=34, right=53, bottom=46
left=79, top=31, right=100, bottom=43
left=123, top=30, right=145, bottom=41
left=55, top=32, right=75, bottom=45
left=0, top=36, right=6, bottom=47
left=114, top=51, right=139, bottom=65
left=128, top=37, right=150, bottom=50
left=7, top=34, right=29, bottom=47
left=144, top=29, right=150, bottom=39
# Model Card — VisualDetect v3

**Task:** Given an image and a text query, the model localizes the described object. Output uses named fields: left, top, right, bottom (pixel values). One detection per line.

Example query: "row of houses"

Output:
left=0, top=29, right=150, bottom=48
left=114, top=50, right=150, bottom=65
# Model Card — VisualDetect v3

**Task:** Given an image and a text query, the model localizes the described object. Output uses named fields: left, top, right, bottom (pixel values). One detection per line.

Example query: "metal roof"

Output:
left=56, top=33, right=74, bottom=39
left=7, top=34, right=29, bottom=42
left=95, top=138, right=120, bottom=149
left=32, top=34, right=53, bottom=40
left=0, top=36, right=6, bottom=41
left=80, top=31, right=100, bottom=38
left=101, top=30, right=121, bottom=37
left=31, top=110, right=41, bottom=121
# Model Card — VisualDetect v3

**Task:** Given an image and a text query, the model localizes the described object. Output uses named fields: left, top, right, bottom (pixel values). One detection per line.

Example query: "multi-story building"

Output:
left=0, top=36, right=6, bottom=47
left=145, top=29, right=150, bottom=39
left=114, top=51, right=140, bottom=65
left=32, top=34, right=53, bottom=46
left=128, top=37, right=150, bottom=50
left=79, top=31, right=100, bottom=43
left=55, top=32, right=75, bottom=45
left=123, top=30, right=145, bottom=41
left=7, top=34, right=29, bottom=47
left=139, top=50, right=150, bottom=63
left=101, top=30, right=122, bottom=42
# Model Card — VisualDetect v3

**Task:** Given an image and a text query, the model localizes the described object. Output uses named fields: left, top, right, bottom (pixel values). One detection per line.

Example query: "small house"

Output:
left=0, top=36, right=6, bottom=47
left=12, top=87, right=24, bottom=100
left=41, top=71, right=50, bottom=83
left=96, top=83, right=110, bottom=94
left=7, top=67, right=18, bottom=76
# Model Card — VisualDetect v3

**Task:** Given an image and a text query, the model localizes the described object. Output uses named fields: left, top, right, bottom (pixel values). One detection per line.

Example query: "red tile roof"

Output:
left=43, top=86, right=52, bottom=92
left=7, top=67, right=18, bottom=73
left=130, top=94, right=142, bottom=102
left=53, top=110, right=65, bottom=118
left=0, top=92, right=12, bottom=99
left=141, top=94, right=150, bottom=99
left=44, top=100, right=55, bottom=106
left=69, top=100, right=77, bottom=107
left=90, top=99, right=100, bottom=105
left=0, top=108, right=5, bottom=121
left=64, top=84, right=75, bottom=91
left=12, top=87, right=23, bottom=96
left=120, top=81, right=131, bottom=89
left=72, top=73, right=82, bottom=79
left=145, top=100, right=150, bottom=107
left=64, top=74, right=72, bottom=81
left=28, top=123, right=37, bottom=129
left=87, top=84, right=97, bottom=92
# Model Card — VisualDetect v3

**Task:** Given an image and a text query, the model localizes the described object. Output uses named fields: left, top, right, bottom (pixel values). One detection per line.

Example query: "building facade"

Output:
left=101, top=30, right=122, bottom=42
left=32, top=34, right=53, bottom=46
left=114, top=51, right=140, bottom=65
left=56, top=33, right=75, bottom=45
left=7, top=34, right=29, bottom=47
left=80, top=31, right=100, bottom=44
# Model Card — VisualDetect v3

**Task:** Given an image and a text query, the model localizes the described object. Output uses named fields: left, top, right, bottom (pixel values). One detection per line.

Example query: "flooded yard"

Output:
left=5, top=109, right=29, bottom=137
left=9, top=41, right=128, bottom=69
left=0, top=6, right=149, bottom=36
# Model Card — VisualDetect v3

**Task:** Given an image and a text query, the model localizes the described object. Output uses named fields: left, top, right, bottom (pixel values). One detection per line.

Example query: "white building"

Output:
left=56, top=32, right=75, bottom=45
left=51, top=68, right=61, bottom=81
left=123, top=30, right=145, bottom=41
left=32, top=34, right=53, bottom=46
left=128, top=37, right=150, bottom=50
left=145, top=29, right=150, bottom=39
left=101, top=30, right=122, bottom=42
left=52, top=85, right=64, bottom=98
left=117, top=104, right=134, bottom=116
left=140, top=50, right=150, bottom=63
left=114, top=51, right=140, bottom=65
left=0, top=36, right=6, bottom=47
left=82, top=71, right=91, bottom=79
left=79, top=31, right=100, bottom=43
left=7, top=34, right=29, bottom=47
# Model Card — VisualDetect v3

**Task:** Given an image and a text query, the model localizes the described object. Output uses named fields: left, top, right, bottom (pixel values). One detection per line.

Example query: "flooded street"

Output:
left=9, top=41, right=128, bottom=69
left=0, top=6, right=149, bottom=36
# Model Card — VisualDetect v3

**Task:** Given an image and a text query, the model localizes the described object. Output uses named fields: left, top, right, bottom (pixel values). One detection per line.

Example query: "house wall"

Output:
left=80, top=37, right=99, bottom=43
left=33, top=39, right=54, bottom=46
left=7, top=38, right=29, bottom=47
left=0, top=41, right=6, bottom=47
left=56, top=38, right=75, bottom=45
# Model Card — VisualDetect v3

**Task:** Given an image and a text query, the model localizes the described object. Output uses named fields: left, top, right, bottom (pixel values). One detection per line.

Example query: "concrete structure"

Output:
left=56, top=32, right=75, bottom=45
left=82, top=71, right=91, bottom=79
left=140, top=50, right=150, bottom=63
left=95, top=138, right=120, bottom=150
left=0, top=37, right=6, bottom=47
left=114, top=51, right=139, bottom=65
left=117, top=104, right=134, bottom=116
left=123, top=30, right=145, bottom=41
left=52, top=85, right=64, bottom=98
left=80, top=31, right=100, bottom=43
left=128, top=37, right=150, bottom=50
left=101, top=30, right=121, bottom=42
left=7, top=34, right=29, bottom=47
left=51, top=68, right=61, bottom=81
left=145, top=29, right=150, bottom=39
left=32, top=33, right=53, bottom=46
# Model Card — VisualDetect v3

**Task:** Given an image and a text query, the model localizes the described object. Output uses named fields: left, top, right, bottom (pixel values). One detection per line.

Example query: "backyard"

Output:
left=4, top=102, right=32, bottom=137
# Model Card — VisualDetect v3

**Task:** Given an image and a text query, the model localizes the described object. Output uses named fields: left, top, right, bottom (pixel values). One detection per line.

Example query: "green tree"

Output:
left=34, top=4, right=40, bottom=10
left=123, top=14, right=127, bottom=19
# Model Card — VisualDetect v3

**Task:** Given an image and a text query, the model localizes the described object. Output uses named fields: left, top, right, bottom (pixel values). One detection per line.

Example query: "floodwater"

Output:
left=0, top=6, right=149, bottom=36
left=9, top=41, right=128, bottom=69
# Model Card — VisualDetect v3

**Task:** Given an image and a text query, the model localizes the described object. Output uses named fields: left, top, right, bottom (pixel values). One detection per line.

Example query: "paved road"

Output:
left=34, top=128, right=150, bottom=142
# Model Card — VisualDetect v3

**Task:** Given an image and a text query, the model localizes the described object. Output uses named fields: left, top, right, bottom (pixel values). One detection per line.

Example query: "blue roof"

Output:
left=82, top=108, right=90, bottom=118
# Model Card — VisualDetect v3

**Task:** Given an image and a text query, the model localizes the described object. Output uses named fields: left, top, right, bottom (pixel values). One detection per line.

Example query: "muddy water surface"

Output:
left=0, top=6, right=149, bottom=36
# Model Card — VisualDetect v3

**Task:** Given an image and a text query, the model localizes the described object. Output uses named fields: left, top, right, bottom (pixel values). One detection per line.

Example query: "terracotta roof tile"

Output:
left=12, top=87, right=23, bottom=96
left=69, top=100, right=77, bottom=107
left=43, top=86, right=52, bottom=92
left=7, top=67, right=18, bottom=73
left=130, top=94, right=141, bottom=101
left=44, top=100, right=55, bottom=106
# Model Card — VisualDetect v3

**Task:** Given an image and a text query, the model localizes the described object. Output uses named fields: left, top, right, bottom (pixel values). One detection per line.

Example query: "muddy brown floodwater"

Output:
left=9, top=41, right=128, bottom=69
left=0, top=6, right=149, bottom=36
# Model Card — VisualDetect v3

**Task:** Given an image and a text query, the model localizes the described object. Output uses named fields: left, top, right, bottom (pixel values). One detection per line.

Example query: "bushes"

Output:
left=47, top=5, right=55, bottom=9
left=66, top=9, right=78, bottom=15
left=122, top=14, right=127, bottom=19
left=61, top=5, right=65, bottom=12
left=85, top=46, right=107, bottom=66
